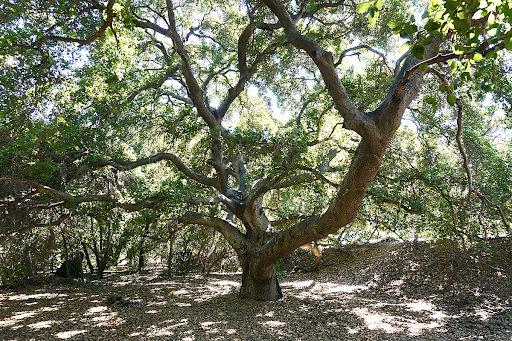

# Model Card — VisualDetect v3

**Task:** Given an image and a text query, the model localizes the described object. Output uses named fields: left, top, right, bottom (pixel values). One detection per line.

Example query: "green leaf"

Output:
left=505, top=31, right=512, bottom=51
left=368, top=9, right=378, bottom=25
left=454, top=45, right=464, bottom=55
left=460, top=72, right=471, bottom=82
left=420, top=37, right=434, bottom=45
left=425, top=96, right=437, bottom=104
left=410, top=44, right=426, bottom=59
left=399, top=41, right=411, bottom=54
left=472, top=52, right=483, bottom=62
left=375, top=0, right=383, bottom=10
left=447, top=94, right=457, bottom=106
left=357, top=2, right=371, bottom=13
left=420, top=62, right=428, bottom=71
left=388, top=21, right=401, bottom=29
left=425, top=21, right=441, bottom=32
left=439, top=83, right=446, bottom=92
left=445, top=0, right=458, bottom=11
left=434, top=10, right=443, bottom=21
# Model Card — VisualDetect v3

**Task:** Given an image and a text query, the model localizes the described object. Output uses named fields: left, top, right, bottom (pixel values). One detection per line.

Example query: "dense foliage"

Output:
left=0, top=0, right=511, bottom=298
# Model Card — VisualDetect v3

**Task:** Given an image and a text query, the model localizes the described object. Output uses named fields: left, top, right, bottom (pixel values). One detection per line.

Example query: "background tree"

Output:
left=1, top=0, right=511, bottom=300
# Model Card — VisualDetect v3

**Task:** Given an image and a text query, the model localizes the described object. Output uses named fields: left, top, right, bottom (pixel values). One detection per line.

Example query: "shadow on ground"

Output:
left=1, top=242, right=511, bottom=340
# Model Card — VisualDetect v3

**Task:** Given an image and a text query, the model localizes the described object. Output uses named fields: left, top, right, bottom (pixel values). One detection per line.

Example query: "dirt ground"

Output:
left=1, top=241, right=511, bottom=340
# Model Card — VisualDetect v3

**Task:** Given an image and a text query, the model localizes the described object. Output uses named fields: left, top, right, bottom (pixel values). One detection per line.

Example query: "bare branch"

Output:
left=255, top=1, right=350, bottom=31
left=428, top=66, right=512, bottom=237
left=394, top=39, right=505, bottom=100
left=185, top=194, right=236, bottom=213
left=291, top=164, right=340, bottom=188
left=260, top=0, right=374, bottom=141
left=165, top=0, right=217, bottom=128
left=132, top=18, right=170, bottom=37
left=0, top=177, right=111, bottom=204
left=453, top=98, right=511, bottom=236
left=216, top=24, right=279, bottom=120
left=0, top=177, right=169, bottom=212
left=270, top=214, right=309, bottom=227
left=160, top=90, right=193, bottom=104
left=89, top=152, right=218, bottom=189
left=1, top=214, right=71, bottom=236
left=335, top=44, right=391, bottom=69
left=178, top=211, right=247, bottom=252
left=201, top=65, right=232, bottom=95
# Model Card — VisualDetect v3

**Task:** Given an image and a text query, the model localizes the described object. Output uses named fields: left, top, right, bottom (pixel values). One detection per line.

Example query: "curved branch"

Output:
left=0, top=177, right=111, bottom=203
left=160, top=90, right=193, bottom=104
left=335, top=44, right=390, bottom=69
left=1, top=214, right=71, bottom=236
left=0, top=176, right=170, bottom=212
left=122, top=66, right=179, bottom=105
left=30, top=0, right=116, bottom=48
left=178, top=211, right=247, bottom=252
left=185, top=194, right=237, bottom=213
left=165, top=0, right=217, bottom=128
left=270, top=214, right=309, bottom=227
left=255, top=1, right=350, bottom=31
left=216, top=24, right=279, bottom=120
left=393, top=40, right=505, bottom=101
left=453, top=99, right=511, bottom=236
left=90, top=152, right=218, bottom=189
left=246, top=165, right=338, bottom=209
left=260, top=0, right=374, bottom=140
left=132, top=18, right=170, bottom=37
left=291, top=164, right=340, bottom=188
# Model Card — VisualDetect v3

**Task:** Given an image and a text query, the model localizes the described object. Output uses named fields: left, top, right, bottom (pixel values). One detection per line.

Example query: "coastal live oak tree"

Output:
left=1, top=0, right=511, bottom=300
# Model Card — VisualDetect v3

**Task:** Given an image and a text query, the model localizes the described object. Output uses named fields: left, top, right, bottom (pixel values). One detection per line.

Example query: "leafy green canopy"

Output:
left=0, top=0, right=511, bottom=281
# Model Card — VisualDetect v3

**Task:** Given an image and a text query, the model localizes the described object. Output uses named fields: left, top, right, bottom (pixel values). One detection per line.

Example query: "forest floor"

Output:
left=1, top=240, right=511, bottom=340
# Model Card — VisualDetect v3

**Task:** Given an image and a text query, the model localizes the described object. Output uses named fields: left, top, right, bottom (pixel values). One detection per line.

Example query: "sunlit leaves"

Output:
left=356, top=2, right=372, bottom=13
left=399, top=41, right=411, bottom=54
left=356, top=0, right=383, bottom=25
left=505, top=31, right=512, bottom=50
left=472, top=52, right=483, bottom=62
left=424, top=96, right=437, bottom=105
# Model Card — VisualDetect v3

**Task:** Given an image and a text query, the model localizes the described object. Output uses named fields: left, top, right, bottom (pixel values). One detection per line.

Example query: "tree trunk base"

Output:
left=239, top=267, right=283, bottom=301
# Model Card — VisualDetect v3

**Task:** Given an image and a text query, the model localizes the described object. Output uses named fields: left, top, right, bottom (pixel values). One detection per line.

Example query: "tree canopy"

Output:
left=1, top=0, right=511, bottom=300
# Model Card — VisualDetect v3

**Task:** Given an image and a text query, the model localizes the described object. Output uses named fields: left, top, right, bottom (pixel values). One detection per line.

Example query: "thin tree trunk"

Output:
left=167, top=227, right=178, bottom=276
left=81, top=241, right=94, bottom=275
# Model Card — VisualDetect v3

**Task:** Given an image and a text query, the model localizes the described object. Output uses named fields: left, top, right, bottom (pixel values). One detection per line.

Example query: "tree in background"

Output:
left=1, top=0, right=511, bottom=300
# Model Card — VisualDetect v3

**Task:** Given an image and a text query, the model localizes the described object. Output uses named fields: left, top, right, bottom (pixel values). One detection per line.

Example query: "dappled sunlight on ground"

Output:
left=0, top=272, right=507, bottom=341
left=55, top=329, right=88, bottom=339
left=1, top=243, right=511, bottom=340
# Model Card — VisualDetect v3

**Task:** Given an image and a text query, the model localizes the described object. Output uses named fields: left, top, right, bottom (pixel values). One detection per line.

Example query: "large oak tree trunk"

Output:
left=239, top=255, right=282, bottom=301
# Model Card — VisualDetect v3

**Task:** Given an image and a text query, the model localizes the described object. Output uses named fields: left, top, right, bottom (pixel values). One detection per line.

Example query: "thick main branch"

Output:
left=260, top=0, right=374, bottom=140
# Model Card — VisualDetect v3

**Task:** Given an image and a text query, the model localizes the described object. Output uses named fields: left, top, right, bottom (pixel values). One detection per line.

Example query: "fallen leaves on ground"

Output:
left=1, top=241, right=511, bottom=340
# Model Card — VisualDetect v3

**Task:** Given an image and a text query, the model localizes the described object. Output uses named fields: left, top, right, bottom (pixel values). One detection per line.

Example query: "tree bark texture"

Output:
left=239, top=254, right=282, bottom=301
